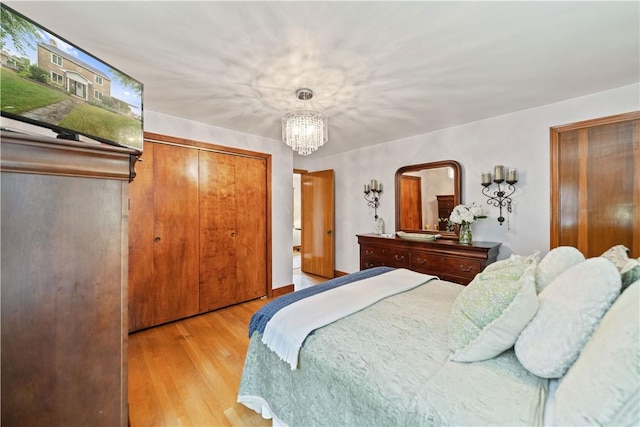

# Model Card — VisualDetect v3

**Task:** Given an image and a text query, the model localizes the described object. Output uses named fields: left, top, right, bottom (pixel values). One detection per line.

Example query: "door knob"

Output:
left=327, top=230, right=332, bottom=235
left=231, top=231, right=236, bottom=237
left=154, top=237, right=161, bottom=242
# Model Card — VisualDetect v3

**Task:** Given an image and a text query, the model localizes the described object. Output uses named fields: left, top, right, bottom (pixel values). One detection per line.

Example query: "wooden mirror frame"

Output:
left=394, top=160, right=462, bottom=240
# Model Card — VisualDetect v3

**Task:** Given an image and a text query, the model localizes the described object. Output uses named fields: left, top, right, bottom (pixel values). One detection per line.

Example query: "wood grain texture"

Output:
left=1, top=133, right=129, bottom=426
left=128, top=298, right=273, bottom=427
left=551, top=111, right=640, bottom=257
left=128, top=143, right=156, bottom=331
left=301, top=170, right=335, bottom=278
left=199, top=152, right=268, bottom=312
left=399, top=175, right=422, bottom=230
left=129, top=136, right=272, bottom=331
left=152, top=144, right=200, bottom=324
left=0, top=131, right=136, bottom=180
left=358, top=234, right=500, bottom=285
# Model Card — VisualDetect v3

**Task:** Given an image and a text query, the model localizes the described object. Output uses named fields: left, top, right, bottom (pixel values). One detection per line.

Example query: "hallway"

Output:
left=292, top=250, right=326, bottom=290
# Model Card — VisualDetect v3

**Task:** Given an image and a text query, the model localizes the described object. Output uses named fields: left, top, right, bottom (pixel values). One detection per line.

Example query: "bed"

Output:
left=238, top=247, right=640, bottom=426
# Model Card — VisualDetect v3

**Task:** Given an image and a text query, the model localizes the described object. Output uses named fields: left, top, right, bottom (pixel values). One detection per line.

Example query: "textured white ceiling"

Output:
left=6, top=1, right=640, bottom=158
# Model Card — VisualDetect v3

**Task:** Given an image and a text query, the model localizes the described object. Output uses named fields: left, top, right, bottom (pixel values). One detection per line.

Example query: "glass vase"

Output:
left=459, top=222, right=472, bottom=244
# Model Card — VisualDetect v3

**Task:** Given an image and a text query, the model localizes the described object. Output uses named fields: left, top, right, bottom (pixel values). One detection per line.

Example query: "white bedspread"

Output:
left=261, top=268, right=437, bottom=369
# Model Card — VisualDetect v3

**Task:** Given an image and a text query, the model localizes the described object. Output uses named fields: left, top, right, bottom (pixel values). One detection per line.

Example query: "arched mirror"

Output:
left=395, top=160, right=462, bottom=240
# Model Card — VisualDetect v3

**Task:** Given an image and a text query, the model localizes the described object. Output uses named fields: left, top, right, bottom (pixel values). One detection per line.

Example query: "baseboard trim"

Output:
left=272, top=284, right=294, bottom=297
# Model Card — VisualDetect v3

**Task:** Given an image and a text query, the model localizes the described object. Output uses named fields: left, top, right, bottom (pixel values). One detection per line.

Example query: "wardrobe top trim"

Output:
left=144, top=132, right=271, bottom=161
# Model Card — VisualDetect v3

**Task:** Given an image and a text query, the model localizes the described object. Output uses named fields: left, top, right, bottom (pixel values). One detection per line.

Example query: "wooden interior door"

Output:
left=152, top=144, right=200, bottom=324
left=551, top=111, right=640, bottom=257
left=400, top=175, right=422, bottom=230
left=199, top=151, right=267, bottom=312
left=301, top=170, right=335, bottom=278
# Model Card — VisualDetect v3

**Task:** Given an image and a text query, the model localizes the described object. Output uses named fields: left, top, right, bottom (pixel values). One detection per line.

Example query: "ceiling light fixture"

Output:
left=282, top=88, right=328, bottom=156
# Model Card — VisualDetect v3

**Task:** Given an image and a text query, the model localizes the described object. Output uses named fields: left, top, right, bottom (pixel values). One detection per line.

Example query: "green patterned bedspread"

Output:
left=238, top=279, right=547, bottom=426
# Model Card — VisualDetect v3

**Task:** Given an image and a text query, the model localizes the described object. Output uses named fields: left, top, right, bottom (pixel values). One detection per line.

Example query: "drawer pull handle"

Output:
left=459, top=265, right=473, bottom=272
left=415, top=258, right=427, bottom=265
left=365, top=250, right=374, bottom=256
left=395, top=254, right=405, bottom=261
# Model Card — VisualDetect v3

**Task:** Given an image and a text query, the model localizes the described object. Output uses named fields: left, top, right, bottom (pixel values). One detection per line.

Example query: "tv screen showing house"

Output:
left=0, top=4, right=143, bottom=151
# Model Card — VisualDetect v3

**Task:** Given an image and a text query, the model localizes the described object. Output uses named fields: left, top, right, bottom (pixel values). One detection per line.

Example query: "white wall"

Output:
left=297, top=84, right=640, bottom=274
left=144, top=111, right=294, bottom=289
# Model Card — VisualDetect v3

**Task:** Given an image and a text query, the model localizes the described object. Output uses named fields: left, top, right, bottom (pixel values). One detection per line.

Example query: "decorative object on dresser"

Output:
left=445, top=204, right=487, bottom=245
left=395, top=160, right=461, bottom=240
left=357, top=233, right=500, bottom=285
left=1, top=130, right=137, bottom=426
left=481, top=165, right=518, bottom=227
left=364, top=178, right=384, bottom=233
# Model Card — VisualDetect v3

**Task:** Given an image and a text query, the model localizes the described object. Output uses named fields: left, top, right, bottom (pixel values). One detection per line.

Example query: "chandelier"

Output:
left=282, top=88, right=328, bottom=156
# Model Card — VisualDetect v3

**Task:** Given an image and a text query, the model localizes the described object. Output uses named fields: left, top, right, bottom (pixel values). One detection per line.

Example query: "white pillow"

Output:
left=535, top=246, right=585, bottom=293
left=553, top=280, right=639, bottom=426
left=515, top=257, right=621, bottom=378
left=448, top=257, right=538, bottom=363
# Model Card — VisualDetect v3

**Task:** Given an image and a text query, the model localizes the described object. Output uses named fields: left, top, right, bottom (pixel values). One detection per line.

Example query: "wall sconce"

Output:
left=364, top=179, right=383, bottom=220
left=481, top=165, right=517, bottom=226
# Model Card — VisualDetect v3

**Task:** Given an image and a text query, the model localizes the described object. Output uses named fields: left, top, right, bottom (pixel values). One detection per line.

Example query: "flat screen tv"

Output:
left=0, top=4, right=143, bottom=151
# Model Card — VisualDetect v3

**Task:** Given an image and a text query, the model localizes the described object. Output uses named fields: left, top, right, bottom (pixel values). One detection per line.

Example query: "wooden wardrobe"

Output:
left=1, top=131, right=135, bottom=426
left=128, top=133, right=271, bottom=332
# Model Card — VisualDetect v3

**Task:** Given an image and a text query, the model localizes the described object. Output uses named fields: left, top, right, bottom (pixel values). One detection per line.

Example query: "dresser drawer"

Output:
left=385, top=249, right=410, bottom=268
left=361, top=245, right=410, bottom=269
left=439, top=257, right=483, bottom=280
left=409, top=252, right=441, bottom=275
left=361, top=245, right=387, bottom=259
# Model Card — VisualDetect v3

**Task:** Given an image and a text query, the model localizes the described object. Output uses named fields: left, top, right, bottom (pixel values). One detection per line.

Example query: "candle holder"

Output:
left=481, top=166, right=518, bottom=226
left=364, top=179, right=383, bottom=220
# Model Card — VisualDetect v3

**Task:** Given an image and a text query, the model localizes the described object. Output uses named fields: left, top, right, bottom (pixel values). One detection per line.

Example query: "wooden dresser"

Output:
left=1, top=131, right=136, bottom=426
left=357, top=234, right=501, bottom=285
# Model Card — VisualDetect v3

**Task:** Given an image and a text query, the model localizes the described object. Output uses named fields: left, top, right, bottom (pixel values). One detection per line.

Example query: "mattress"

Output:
left=238, top=276, right=548, bottom=426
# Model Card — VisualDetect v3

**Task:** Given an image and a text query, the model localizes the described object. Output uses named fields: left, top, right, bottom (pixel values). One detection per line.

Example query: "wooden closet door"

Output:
left=551, top=112, right=640, bottom=257
left=128, top=143, right=155, bottom=331
left=199, top=151, right=267, bottom=312
left=152, top=144, right=200, bottom=324
left=234, top=155, right=267, bottom=301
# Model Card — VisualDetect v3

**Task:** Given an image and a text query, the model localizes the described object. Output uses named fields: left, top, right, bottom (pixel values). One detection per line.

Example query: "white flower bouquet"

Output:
left=448, top=204, right=487, bottom=226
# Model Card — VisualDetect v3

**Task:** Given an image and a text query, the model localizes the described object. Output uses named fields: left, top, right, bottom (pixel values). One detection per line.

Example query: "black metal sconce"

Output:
left=481, top=165, right=517, bottom=226
left=364, top=179, right=383, bottom=220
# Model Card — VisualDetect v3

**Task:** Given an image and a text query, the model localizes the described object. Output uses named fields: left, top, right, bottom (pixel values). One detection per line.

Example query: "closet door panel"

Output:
left=552, top=112, right=639, bottom=257
left=199, top=152, right=267, bottom=312
left=128, top=143, right=155, bottom=331
left=153, top=144, right=199, bottom=323
left=199, top=151, right=237, bottom=311
left=234, top=155, right=267, bottom=302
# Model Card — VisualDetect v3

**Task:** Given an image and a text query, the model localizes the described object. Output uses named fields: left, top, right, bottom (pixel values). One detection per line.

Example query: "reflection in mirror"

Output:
left=395, top=160, right=462, bottom=240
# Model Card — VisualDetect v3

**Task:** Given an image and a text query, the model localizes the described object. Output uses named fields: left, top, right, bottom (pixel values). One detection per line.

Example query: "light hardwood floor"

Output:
left=128, top=297, right=273, bottom=427
left=128, top=267, right=326, bottom=426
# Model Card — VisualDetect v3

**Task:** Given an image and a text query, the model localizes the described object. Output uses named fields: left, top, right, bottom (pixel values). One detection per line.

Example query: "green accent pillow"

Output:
left=622, top=263, right=640, bottom=289
left=448, top=255, right=539, bottom=362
